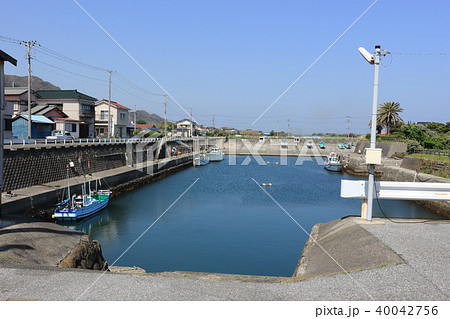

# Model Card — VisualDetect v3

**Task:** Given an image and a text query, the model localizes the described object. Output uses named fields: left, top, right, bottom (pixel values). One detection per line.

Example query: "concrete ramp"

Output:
left=293, top=217, right=403, bottom=278
left=0, top=216, right=83, bottom=267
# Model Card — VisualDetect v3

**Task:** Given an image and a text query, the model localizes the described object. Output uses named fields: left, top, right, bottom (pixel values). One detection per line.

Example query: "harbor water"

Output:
left=60, top=156, right=442, bottom=277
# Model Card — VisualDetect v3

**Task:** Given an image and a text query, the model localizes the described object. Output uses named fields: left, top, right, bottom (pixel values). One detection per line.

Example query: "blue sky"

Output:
left=1, top=0, right=449, bottom=134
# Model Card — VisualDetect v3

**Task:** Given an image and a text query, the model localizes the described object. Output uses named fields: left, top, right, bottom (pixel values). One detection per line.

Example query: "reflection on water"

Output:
left=59, top=209, right=110, bottom=233
left=58, top=156, right=443, bottom=276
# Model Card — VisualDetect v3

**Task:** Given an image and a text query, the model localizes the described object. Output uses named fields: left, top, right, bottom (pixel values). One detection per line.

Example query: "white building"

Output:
left=95, top=100, right=131, bottom=138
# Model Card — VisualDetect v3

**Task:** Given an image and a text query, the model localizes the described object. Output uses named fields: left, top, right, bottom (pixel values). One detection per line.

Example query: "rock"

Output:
left=58, top=235, right=108, bottom=271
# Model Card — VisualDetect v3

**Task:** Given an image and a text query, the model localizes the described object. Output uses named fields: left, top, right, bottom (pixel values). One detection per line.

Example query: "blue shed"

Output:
left=12, top=115, right=54, bottom=139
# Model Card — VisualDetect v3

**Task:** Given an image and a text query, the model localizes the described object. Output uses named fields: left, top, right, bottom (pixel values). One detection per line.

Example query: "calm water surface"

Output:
left=60, top=156, right=442, bottom=276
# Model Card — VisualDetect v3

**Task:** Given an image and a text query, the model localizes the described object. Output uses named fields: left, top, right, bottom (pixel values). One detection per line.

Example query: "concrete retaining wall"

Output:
left=223, top=138, right=354, bottom=156
left=3, top=140, right=193, bottom=191
left=354, top=140, right=407, bottom=157
left=401, top=156, right=450, bottom=178
left=1, top=155, right=193, bottom=216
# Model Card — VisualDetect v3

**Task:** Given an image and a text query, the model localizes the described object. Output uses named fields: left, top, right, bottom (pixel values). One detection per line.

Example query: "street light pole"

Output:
left=366, top=45, right=382, bottom=221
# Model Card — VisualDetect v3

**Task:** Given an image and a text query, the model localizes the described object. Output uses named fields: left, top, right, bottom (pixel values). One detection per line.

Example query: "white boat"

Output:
left=324, top=152, right=343, bottom=172
left=193, top=154, right=210, bottom=166
left=205, top=146, right=224, bottom=162
left=54, top=165, right=111, bottom=220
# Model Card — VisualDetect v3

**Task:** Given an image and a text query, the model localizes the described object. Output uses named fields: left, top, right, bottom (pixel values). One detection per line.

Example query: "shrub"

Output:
left=406, top=139, right=421, bottom=153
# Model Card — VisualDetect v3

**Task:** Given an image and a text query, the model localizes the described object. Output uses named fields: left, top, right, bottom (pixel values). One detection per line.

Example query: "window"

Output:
left=100, top=128, right=104, bottom=133
left=65, top=123, right=76, bottom=132
left=100, top=110, right=108, bottom=120
left=120, top=112, right=126, bottom=120
left=82, top=104, right=93, bottom=114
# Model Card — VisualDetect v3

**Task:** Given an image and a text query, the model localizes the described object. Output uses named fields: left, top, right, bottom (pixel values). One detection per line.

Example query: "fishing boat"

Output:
left=318, top=141, right=326, bottom=149
left=193, top=154, right=210, bottom=166
left=205, top=146, right=224, bottom=162
left=54, top=164, right=111, bottom=220
left=324, top=152, right=343, bottom=172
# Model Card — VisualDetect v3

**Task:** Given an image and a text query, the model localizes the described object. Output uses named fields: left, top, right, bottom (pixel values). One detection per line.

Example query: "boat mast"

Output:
left=66, top=164, right=70, bottom=201
left=83, top=175, right=86, bottom=205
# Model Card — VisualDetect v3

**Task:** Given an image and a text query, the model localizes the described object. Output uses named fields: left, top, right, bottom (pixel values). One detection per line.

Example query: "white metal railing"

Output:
left=3, top=137, right=194, bottom=149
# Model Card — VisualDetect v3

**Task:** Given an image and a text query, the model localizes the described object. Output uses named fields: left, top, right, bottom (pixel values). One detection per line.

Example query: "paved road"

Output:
left=0, top=219, right=448, bottom=301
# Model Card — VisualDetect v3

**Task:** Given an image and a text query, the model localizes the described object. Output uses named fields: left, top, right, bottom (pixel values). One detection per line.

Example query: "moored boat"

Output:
left=205, top=146, right=224, bottom=162
left=54, top=164, right=111, bottom=220
left=324, top=152, right=343, bottom=172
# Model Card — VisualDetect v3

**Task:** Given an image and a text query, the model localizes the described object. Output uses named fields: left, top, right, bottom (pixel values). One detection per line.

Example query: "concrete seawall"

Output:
left=222, top=138, right=355, bottom=156
left=1, top=155, right=193, bottom=216
left=2, top=139, right=194, bottom=192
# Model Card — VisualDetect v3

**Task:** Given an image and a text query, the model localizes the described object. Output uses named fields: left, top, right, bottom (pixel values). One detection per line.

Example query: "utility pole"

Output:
left=107, top=70, right=116, bottom=138
left=347, top=116, right=351, bottom=139
left=212, top=114, right=215, bottom=128
left=20, top=41, right=38, bottom=139
left=288, top=117, right=291, bottom=137
left=190, top=107, right=193, bottom=138
left=134, top=105, right=136, bottom=135
left=276, top=120, right=279, bottom=138
left=164, top=95, right=168, bottom=138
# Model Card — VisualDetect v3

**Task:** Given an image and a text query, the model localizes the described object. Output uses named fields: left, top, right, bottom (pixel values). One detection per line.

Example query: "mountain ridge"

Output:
left=5, top=74, right=61, bottom=90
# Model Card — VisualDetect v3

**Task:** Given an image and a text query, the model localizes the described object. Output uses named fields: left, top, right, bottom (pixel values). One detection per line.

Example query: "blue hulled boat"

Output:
left=54, top=164, right=111, bottom=220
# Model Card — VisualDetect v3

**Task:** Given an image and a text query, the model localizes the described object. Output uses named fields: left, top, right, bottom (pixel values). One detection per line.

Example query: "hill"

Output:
left=133, top=110, right=164, bottom=124
left=5, top=75, right=60, bottom=90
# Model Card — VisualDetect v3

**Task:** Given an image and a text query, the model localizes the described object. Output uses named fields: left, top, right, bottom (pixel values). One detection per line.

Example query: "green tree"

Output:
left=136, top=120, right=147, bottom=124
left=378, top=101, right=404, bottom=135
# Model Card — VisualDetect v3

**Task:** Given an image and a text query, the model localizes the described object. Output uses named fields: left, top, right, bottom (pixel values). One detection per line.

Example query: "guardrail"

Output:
left=341, top=179, right=450, bottom=201
left=3, top=137, right=194, bottom=150
left=341, top=179, right=450, bottom=220
left=413, top=149, right=450, bottom=157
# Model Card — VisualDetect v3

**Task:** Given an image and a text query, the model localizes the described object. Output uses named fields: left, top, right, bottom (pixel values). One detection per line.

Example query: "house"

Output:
left=1, top=50, right=18, bottom=142
left=30, top=103, right=68, bottom=121
left=95, top=100, right=131, bottom=138
left=4, top=87, right=40, bottom=116
left=35, top=90, right=97, bottom=138
left=53, top=118, right=81, bottom=138
left=135, top=124, right=159, bottom=132
left=175, top=119, right=198, bottom=137
left=12, top=114, right=54, bottom=139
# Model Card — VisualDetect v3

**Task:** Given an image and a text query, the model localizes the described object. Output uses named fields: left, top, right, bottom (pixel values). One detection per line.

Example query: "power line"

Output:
left=390, top=52, right=450, bottom=56
left=33, top=63, right=107, bottom=86
left=34, top=58, right=107, bottom=82
left=115, top=73, right=165, bottom=97
left=34, top=45, right=109, bottom=72
left=0, top=34, right=23, bottom=44
left=111, top=82, right=165, bottom=105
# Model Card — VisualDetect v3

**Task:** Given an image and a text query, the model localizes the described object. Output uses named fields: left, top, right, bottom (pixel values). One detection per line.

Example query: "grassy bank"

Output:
left=408, top=153, right=450, bottom=163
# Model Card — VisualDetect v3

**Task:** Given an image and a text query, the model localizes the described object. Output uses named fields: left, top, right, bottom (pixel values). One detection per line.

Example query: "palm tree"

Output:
left=378, top=101, right=404, bottom=134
